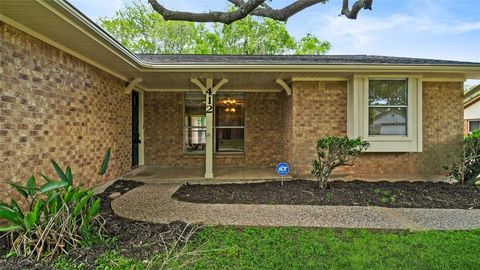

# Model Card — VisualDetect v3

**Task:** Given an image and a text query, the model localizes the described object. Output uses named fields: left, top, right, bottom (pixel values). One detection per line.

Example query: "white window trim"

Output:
left=347, top=75, right=423, bottom=152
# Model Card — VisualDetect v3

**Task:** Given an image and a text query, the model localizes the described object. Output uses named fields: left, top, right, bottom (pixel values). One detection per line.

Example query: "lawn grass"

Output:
left=190, top=227, right=480, bottom=270
left=52, top=227, right=480, bottom=270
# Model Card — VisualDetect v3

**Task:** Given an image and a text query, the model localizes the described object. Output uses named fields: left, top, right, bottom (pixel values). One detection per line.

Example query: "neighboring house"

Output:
left=464, top=84, right=480, bottom=134
left=1, top=0, right=480, bottom=199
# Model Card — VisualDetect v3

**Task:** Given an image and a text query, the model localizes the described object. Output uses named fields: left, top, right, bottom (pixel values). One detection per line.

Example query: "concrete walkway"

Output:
left=111, top=183, right=480, bottom=230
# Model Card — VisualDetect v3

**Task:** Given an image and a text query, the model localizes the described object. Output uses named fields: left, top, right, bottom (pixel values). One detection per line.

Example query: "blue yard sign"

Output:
left=276, top=162, right=289, bottom=176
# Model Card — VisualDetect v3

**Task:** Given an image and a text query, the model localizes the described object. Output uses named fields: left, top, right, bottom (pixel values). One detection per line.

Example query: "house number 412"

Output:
left=206, top=88, right=213, bottom=113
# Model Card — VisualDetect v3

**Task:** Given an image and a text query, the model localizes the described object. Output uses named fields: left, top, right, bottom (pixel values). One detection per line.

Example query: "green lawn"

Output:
left=191, top=227, right=480, bottom=270
left=56, top=227, right=480, bottom=270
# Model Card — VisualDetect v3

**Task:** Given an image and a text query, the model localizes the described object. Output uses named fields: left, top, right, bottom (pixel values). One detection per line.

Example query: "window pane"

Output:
left=469, top=121, right=480, bottom=132
left=184, top=128, right=206, bottom=153
left=369, top=80, right=407, bottom=105
left=216, top=128, right=244, bottom=152
left=185, top=93, right=205, bottom=127
left=215, top=94, right=244, bottom=126
left=369, top=107, right=407, bottom=135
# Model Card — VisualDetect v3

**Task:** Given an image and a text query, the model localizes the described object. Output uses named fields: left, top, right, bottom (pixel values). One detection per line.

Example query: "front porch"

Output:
left=122, top=166, right=292, bottom=184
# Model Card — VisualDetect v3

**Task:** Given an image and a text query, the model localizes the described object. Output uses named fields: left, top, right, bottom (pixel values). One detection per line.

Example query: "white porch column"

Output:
left=190, top=78, right=228, bottom=179
left=204, top=79, right=214, bottom=178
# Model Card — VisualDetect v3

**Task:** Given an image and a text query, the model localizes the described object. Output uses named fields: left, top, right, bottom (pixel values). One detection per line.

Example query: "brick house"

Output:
left=1, top=0, right=480, bottom=198
left=464, top=85, right=480, bottom=134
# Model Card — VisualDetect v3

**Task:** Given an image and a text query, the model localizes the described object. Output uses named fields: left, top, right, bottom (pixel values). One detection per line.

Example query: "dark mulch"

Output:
left=172, top=180, right=480, bottom=209
left=0, top=180, right=192, bottom=270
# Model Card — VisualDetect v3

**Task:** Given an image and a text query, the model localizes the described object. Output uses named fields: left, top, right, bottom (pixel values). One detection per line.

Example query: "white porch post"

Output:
left=190, top=78, right=228, bottom=179
left=204, top=79, right=214, bottom=178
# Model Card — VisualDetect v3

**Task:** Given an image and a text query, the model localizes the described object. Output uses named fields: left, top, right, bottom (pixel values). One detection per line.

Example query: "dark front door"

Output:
left=132, top=91, right=140, bottom=167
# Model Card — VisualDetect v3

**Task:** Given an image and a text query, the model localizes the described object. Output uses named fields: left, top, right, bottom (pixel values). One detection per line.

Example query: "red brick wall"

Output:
left=288, top=81, right=464, bottom=180
left=144, top=91, right=283, bottom=167
left=0, top=22, right=131, bottom=200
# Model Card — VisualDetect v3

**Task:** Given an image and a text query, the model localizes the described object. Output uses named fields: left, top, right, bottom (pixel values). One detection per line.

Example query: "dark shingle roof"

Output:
left=136, top=54, right=480, bottom=66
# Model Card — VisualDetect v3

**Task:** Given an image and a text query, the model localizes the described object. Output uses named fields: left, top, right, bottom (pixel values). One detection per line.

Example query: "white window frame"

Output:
left=347, top=75, right=423, bottom=152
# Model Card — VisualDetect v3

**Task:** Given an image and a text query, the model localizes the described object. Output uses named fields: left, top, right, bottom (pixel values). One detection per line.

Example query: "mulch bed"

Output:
left=0, top=180, right=192, bottom=270
left=172, top=180, right=480, bottom=209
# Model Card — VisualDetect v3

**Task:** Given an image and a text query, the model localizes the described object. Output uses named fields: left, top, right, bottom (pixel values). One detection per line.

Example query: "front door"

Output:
left=132, top=91, right=140, bottom=167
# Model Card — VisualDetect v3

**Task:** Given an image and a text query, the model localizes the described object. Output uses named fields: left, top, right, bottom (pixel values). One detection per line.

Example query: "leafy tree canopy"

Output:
left=98, top=1, right=330, bottom=55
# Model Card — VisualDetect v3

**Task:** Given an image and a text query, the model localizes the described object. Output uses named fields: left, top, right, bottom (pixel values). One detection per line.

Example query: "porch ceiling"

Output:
left=139, top=71, right=468, bottom=91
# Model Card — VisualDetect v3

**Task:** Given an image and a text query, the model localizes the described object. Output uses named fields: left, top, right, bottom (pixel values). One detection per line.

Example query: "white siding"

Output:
left=464, top=101, right=480, bottom=120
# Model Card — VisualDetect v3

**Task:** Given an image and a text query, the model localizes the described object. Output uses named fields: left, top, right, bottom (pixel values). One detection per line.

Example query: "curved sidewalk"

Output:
left=111, top=183, right=480, bottom=230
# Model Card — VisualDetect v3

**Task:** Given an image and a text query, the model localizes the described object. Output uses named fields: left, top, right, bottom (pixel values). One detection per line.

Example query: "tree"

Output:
left=147, top=0, right=373, bottom=24
left=99, top=2, right=330, bottom=55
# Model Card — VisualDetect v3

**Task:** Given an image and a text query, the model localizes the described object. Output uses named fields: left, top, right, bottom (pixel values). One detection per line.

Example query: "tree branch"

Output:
left=148, top=0, right=372, bottom=24
left=341, top=0, right=373, bottom=19
left=250, top=0, right=328, bottom=21
left=148, top=0, right=266, bottom=24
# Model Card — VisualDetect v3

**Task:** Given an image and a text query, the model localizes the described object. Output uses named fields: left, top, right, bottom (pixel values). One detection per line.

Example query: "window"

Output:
left=184, top=93, right=245, bottom=154
left=469, top=120, right=480, bottom=133
left=368, top=79, right=408, bottom=136
left=347, top=76, right=422, bottom=152
left=184, top=93, right=206, bottom=153
left=215, top=94, right=245, bottom=152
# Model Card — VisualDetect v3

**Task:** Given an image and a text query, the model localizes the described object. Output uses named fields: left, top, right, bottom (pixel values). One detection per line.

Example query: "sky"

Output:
left=70, top=0, right=480, bottom=87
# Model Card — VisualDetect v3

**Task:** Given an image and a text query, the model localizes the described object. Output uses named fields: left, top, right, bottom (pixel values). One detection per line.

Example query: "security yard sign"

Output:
left=276, top=162, right=289, bottom=186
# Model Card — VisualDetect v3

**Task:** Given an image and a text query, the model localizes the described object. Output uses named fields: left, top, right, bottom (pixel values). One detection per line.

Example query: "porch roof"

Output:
left=1, top=0, right=480, bottom=91
left=137, top=54, right=480, bottom=67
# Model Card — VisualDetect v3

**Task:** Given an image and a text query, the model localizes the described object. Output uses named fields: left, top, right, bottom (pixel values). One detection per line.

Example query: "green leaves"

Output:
left=66, top=166, right=73, bottom=185
left=40, top=180, right=68, bottom=194
left=99, top=148, right=111, bottom=176
left=26, top=176, right=37, bottom=197
left=98, top=2, right=330, bottom=55
left=8, top=182, right=28, bottom=199
left=0, top=150, right=110, bottom=260
left=0, top=225, right=21, bottom=232
left=73, top=192, right=93, bottom=216
left=51, top=159, right=69, bottom=184
left=0, top=203, right=21, bottom=224
left=312, top=136, right=369, bottom=189
left=86, top=198, right=101, bottom=223
left=446, top=129, right=480, bottom=185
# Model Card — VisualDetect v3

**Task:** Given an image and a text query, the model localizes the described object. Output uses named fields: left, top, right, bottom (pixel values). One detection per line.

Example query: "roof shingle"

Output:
left=136, top=54, right=480, bottom=66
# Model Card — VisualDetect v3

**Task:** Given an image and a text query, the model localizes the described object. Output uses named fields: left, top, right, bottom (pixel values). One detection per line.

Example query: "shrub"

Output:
left=446, top=130, right=480, bottom=185
left=0, top=148, right=111, bottom=261
left=312, top=137, right=369, bottom=189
